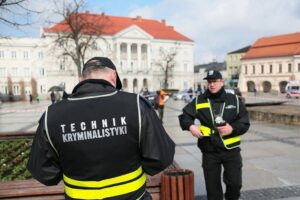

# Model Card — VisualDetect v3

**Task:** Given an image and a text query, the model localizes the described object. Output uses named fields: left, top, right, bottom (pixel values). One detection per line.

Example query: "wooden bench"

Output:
left=0, top=163, right=180, bottom=200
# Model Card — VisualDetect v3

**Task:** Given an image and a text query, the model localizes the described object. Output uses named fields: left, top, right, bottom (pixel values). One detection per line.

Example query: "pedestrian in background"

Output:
left=27, top=57, right=175, bottom=200
left=179, top=70, right=250, bottom=200
left=35, top=94, right=40, bottom=104
left=29, top=94, right=33, bottom=104
left=157, top=89, right=169, bottom=122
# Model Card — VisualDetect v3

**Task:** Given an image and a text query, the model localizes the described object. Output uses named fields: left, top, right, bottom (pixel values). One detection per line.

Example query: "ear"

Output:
left=110, top=71, right=117, bottom=86
left=79, top=77, right=85, bottom=82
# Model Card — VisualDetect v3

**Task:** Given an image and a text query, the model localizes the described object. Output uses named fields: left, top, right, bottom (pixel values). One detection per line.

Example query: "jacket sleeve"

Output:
left=139, top=98, right=175, bottom=176
left=230, top=97, right=250, bottom=137
left=26, top=113, right=62, bottom=186
left=178, top=98, right=197, bottom=131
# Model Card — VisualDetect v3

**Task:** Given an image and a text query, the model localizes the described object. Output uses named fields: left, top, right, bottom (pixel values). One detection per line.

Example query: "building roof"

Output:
left=228, top=45, right=251, bottom=54
left=194, top=61, right=226, bottom=73
left=243, top=32, right=300, bottom=59
left=43, top=12, right=193, bottom=42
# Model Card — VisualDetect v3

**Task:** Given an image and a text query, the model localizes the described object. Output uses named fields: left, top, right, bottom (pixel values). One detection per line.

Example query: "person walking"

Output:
left=157, top=89, right=168, bottom=122
left=35, top=94, right=40, bottom=104
left=29, top=94, right=33, bottom=104
left=27, top=57, right=175, bottom=200
left=178, top=70, right=250, bottom=200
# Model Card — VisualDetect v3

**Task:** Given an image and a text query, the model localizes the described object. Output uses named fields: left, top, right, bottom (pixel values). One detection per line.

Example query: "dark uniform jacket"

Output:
left=179, top=87, right=250, bottom=152
left=27, top=79, right=175, bottom=200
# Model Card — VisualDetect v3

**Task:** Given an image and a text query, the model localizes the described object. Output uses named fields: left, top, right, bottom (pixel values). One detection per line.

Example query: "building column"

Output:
left=116, top=42, right=120, bottom=69
left=147, top=44, right=151, bottom=71
left=127, top=43, right=131, bottom=71
left=137, top=43, right=141, bottom=71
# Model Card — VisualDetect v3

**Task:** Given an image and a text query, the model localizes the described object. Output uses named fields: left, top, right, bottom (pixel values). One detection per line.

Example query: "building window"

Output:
left=24, top=68, right=30, bottom=77
left=0, top=85, right=8, bottom=94
left=39, top=68, right=45, bottom=77
left=298, top=63, right=300, bottom=72
left=261, top=65, right=264, bottom=74
left=0, top=68, right=6, bottom=77
left=23, top=51, right=28, bottom=59
left=11, top=51, right=16, bottom=59
left=245, top=65, right=247, bottom=74
left=12, top=68, right=18, bottom=77
left=38, top=52, right=43, bottom=60
left=288, top=63, right=292, bottom=72
left=92, top=41, right=97, bottom=49
left=60, top=63, right=65, bottom=71
left=269, top=64, right=272, bottom=73
left=252, top=65, right=255, bottom=74
left=40, top=85, right=46, bottom=94
left=59, top=41, right=64, bottom=48
left=0, top=50, right=4, bottom=59
left=13, top=85, right=20, bottom=95
left=279, top=64, right=282, bottom=73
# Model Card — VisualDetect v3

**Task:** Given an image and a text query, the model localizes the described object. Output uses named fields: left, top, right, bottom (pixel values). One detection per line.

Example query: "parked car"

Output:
left=173, top=90, right=190, bottom=101
left=285, top=81, right=300, bottom=99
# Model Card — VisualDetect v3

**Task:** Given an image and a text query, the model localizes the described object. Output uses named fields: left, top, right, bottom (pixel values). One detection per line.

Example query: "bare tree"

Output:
left=0, top=0, right=39, bottom=29
left=47, top=0, right=110, bottom=79
left=156, top=45, right=179, bottom=89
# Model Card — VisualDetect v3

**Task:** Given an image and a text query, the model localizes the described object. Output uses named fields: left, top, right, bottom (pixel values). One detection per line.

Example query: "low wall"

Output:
left=247, top=105, right=300, bottom=126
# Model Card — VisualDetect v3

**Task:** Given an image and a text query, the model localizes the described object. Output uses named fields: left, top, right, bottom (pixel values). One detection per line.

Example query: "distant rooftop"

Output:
left=243, top=32, right=300, bottom=59
left=228, top=45, right=251, bottom=54
left=194, top=61, right=226, bottom=73
left=44, top=12, right=193, bottom=42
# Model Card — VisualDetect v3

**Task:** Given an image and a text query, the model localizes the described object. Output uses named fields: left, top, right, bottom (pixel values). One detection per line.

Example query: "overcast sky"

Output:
left=1, top=0, right=300, bottom=64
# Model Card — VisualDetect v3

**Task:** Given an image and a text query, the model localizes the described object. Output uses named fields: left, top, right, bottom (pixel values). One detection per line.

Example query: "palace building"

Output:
left=0, top=13, right=194, bottom=101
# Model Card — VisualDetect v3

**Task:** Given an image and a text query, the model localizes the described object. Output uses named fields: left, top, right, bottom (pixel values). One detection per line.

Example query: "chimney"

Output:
left=168, top=26, right=174, bottom=30
left=85, top=10, right=90, bottom=14
left=101, top=12, right=105, bottom=17
left=161, top=19, right=166, bottom=25
left=136, top=16, right=142, bottom=22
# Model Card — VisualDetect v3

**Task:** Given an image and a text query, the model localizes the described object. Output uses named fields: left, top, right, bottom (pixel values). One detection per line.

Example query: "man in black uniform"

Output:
left=27, top=57, right=175, bottom=200
left=178, top=70, right=250, bottom=200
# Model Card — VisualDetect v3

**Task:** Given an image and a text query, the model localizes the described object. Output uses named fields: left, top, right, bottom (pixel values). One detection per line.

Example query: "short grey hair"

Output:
left=82, top=60, right=114, bottom=78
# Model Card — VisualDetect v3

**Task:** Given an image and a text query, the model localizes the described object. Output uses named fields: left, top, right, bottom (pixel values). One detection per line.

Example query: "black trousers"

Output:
left=202, top=150, right=242, bottom=200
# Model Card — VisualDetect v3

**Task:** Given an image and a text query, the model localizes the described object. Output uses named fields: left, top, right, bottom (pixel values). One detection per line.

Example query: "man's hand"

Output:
left=189, top=125, right=203, bottom=138
left=217, top=123, right=233, bottom=136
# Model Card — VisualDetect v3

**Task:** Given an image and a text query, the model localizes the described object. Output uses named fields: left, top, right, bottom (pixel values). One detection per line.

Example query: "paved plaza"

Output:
left=1, top=97, right=300, bottom=199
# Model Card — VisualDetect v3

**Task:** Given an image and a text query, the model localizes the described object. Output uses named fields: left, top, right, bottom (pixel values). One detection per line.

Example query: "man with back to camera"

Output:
left=178, top=70, right=250, bottom=200
left=27, top=57, right=175, bottom=200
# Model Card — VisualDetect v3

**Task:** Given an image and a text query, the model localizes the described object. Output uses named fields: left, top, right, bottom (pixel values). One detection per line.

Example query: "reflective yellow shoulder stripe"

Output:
left=63, top=166, right=143, bottom=188
left=223, top=136, right=240, bottom=146
left=196, top=102, right=210, bottom=110
left=65, top=173, right=146, bottom=199
left=199, top=125, right=214, bottom=136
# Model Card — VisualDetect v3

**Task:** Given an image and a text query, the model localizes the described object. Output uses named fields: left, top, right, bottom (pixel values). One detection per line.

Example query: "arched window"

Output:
left=246, top=81, right=255, bottom=92
left=262, top=81, right=271, bottom=93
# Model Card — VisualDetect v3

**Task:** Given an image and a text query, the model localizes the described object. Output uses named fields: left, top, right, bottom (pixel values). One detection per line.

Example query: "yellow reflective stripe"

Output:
left=223, top=136, right=240, bottom=145
left=196, top=103, right=210, bottom=110
left=199, top=125, right=213, bottom=136
left=63, top=166, right=143, bottom=188
left=65, top=173, right=146, bottom=199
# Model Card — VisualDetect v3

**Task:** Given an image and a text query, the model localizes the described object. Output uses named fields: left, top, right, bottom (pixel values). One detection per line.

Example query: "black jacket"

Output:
left=178, top=87, right=250, bottom=152
left=27, top=79, right=175, bottom=199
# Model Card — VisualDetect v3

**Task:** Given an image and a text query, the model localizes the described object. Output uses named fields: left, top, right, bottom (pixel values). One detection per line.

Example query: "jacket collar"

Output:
left=203, top=87, right=226, bottom=101
left=70, top=79, right=116, bottom=98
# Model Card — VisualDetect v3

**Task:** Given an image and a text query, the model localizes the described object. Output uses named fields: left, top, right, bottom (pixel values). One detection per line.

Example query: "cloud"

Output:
left=1, top=0, right=299, bottom=64
left=128, top=0, right=300, bottom=64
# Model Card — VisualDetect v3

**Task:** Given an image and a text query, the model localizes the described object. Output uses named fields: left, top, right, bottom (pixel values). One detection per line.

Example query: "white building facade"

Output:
left=0, top=14, right=194, bottom=101
left=238, top=32, right=300, bottom=94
